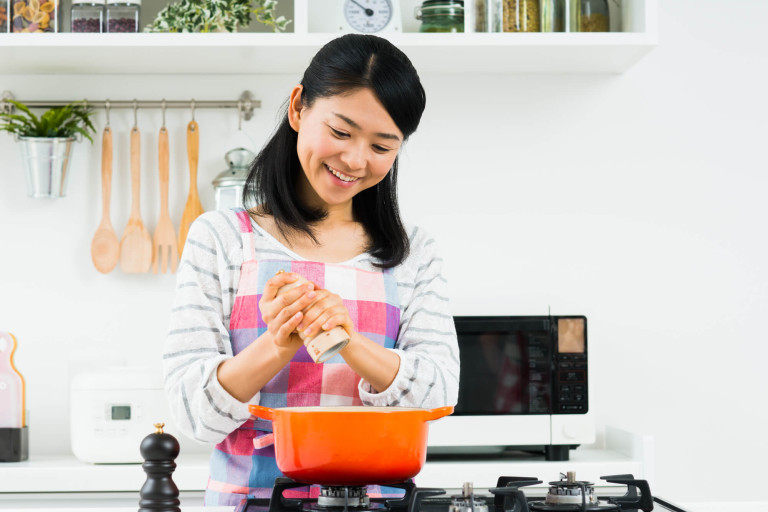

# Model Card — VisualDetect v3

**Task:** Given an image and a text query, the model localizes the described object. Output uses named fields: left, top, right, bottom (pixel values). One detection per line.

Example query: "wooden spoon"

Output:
left=90, top=126, right=120, bottom=273
left=178, top=120, right=204, bottom=252
left=152, top=126, right=179, bottom=273
left=119, top=125, right=152, bottom=273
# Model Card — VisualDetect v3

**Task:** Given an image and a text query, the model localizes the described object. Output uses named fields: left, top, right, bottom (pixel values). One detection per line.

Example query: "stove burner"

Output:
left=317, top=486, right=370, bottom=509
left=449, top=483, right=488, bottom=512
left=528, top=473, right=653, bottom=512
left=542, top=472, right=604, bottom=508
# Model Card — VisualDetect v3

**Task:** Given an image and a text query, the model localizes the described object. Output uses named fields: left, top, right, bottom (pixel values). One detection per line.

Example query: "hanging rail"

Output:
left=0, top=90, right=260, bottom=121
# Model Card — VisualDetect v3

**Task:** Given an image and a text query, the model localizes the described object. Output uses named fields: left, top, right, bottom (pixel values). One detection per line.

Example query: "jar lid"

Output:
left=107, top=0, right=141, bottom=5
left=415, top=0, right=463, bottom=19
left=72, top=0, right=106, bottom=5
left=421, top=0, right=463, bottom=6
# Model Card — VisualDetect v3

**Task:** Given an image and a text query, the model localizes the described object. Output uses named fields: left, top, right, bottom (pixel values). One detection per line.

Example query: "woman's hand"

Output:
left=259, top=272, right=317, bottom=349
left=297, top=286, right=355, bottom=339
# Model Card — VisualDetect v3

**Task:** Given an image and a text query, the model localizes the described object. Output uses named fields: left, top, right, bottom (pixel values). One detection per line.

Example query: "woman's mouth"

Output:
left=325, top=164, right=359, bottom=183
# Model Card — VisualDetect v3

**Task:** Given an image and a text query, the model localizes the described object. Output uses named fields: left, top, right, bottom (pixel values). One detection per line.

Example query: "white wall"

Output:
left=1, top=0, right=766, bottom=504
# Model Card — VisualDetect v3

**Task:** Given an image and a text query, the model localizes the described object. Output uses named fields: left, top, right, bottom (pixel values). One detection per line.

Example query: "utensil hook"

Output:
left=237, top=100, right=243, bottom=131
left=161, top=99, right=167, bottom=129
left=190, top=99, right=196, bottom=123
left=105, top=100, right=111, bottom=128
left=132, top=99, right=138, bottom=130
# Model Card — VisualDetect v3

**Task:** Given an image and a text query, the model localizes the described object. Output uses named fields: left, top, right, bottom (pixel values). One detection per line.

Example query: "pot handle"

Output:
left=424, top=406, right=454, bottom=421
left=249, top=404, right=274, bottom=421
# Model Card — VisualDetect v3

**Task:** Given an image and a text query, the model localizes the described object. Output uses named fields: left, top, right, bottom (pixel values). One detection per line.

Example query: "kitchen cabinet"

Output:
left=0, top=0, right=657, bottom=75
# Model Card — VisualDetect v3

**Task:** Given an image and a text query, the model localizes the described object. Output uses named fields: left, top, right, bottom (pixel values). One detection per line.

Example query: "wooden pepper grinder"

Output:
left=138, top=423, right=180, bottom=512
left=275, top=270, right=350, bottom=363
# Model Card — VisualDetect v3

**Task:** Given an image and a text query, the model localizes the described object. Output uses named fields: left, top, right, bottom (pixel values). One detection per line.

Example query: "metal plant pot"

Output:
left=17, top=136, right=76, bottom=198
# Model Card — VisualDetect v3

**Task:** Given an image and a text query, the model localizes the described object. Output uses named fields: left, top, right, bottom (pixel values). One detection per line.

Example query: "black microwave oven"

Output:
left=427, top=315, right=594, bottom=461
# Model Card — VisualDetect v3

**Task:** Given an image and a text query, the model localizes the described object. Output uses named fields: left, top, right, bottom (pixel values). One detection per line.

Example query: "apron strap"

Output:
left=234, top=208, right=258, bottom=263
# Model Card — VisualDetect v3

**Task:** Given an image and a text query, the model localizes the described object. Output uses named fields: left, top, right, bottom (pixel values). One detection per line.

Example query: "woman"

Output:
left=163, top=34, right=459, bottom=507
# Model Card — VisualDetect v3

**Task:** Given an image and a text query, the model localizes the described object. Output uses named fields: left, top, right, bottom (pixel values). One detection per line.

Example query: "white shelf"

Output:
left=0, top=31, right=657, bottom=75
left=0, top=0, right=657, bottom=75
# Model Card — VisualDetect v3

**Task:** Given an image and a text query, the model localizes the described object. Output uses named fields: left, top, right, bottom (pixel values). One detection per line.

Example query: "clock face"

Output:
left=344, top=0, right=394, bottom=33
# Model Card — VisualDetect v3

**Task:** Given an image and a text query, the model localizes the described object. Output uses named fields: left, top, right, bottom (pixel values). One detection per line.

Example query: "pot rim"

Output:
left=273, top=406, right=428, bottom=413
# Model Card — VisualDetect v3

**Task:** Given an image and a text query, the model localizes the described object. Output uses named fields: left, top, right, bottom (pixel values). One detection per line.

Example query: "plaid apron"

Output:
left=204, top=209, right=401, bottom=506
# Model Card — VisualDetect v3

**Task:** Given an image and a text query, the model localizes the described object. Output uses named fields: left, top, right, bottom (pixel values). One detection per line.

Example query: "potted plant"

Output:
left=0, top=99, right=95, bottom=198
left=145, top=0, right=290, bottom=33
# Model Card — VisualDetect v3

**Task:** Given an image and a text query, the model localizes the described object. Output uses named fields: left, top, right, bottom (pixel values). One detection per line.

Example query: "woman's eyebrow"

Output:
left=333, top=112, right=401, bottom=142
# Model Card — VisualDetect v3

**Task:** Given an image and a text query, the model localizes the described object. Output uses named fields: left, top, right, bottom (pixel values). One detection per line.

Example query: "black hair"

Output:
left=243, top=34, right=426, bottom=268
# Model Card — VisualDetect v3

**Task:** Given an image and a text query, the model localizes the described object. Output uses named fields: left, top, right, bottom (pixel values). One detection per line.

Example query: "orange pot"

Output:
left=249, top=405, right=453, bottom=486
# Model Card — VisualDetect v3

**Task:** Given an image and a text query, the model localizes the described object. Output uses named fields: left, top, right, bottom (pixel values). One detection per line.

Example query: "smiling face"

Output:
left=288, top=86, right=403, bottom=215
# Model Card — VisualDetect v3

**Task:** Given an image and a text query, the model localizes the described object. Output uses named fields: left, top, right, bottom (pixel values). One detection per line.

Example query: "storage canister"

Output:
left=1, top=0, right=8, bottom=33
left=106, top=0, right=139, bottom=32
left=11, top=0, right=60, bottom=32
left=540, top=0, right=577, bottom=32
left=71, top=0, right=104, bottom=32
left=577, top=0, right=608, bottom=31
left=415, top=0, right=464, bottom=33
left=497, top=0, right=539, bottom=32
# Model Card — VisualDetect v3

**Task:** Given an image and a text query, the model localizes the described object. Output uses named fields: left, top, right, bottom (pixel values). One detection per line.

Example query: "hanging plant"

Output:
left=145, top=0, right=290, bottom=33
left=0, top=99, right=96, bottom=142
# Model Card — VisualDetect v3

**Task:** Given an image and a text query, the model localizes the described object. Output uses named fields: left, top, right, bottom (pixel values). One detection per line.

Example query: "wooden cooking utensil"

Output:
left=178, top=119, right=204, bottom=252
left=90, top=126, right=120, bottom=274
left=152, top=126, right=179, bottom=273
left=119, top=125, right=152, bottom=273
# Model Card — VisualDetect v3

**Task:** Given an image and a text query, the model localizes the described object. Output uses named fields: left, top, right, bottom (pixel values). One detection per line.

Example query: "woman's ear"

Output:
left=288, top=85, right=304, bottom=132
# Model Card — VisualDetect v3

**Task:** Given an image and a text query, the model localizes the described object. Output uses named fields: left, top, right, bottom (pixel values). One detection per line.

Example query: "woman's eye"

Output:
left=373, top=145, right=391, bottom=153
left=331, top=128, right=349, bottom=138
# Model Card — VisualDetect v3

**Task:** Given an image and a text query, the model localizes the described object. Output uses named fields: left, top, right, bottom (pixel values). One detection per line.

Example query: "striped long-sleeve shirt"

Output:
left=163, top=209, right=459, bottom=444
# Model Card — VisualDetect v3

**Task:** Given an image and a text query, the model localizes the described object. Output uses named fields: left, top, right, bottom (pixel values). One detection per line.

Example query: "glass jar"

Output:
left=578, top=0, right=608, bottom=32
left=415, top=0, right=464, bottom=33
left=1, top=0, right=8, bottom=33
left=71, top=0, right=104, bottom=32
left=496, top=0, right=539, bottom=32
left=106, top=0, right=139, bottom=32
left=11, top=0, right=60, bottom=32
left=474, top=0, right=490, bottom=32
left=540, top=0, right=576, bottom=32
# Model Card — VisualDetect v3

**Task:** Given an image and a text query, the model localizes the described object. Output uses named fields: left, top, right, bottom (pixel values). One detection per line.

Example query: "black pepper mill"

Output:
left=138, top=423, right=181, bottom=512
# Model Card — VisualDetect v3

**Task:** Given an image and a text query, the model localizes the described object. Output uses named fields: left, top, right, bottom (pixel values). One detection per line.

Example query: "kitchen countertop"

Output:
left=0, top=427, right=652, bottom=509
left=0, top=446, right=649, bottom=494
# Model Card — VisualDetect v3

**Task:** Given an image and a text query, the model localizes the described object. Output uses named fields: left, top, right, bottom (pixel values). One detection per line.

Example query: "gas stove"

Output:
left=235, top=473, right=689, bottom=512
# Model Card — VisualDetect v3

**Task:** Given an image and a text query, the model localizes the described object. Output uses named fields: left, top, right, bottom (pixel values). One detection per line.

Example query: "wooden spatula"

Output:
left=90, top=126, right=120, bottom=274
left=152, top=126, right=179, bottom=273
left=120, top=126, right=152, bottom=273
left=178, top=120, right=204, bottom=252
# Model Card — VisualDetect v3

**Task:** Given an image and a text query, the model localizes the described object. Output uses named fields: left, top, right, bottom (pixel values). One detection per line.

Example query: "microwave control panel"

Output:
left=552, top=316, right=588, bottom=414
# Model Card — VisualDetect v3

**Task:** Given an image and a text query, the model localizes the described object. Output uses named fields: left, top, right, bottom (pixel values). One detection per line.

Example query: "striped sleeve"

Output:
left=163, top=210, right=253, bottom=444
left=358, top=226, right=460, bottom=409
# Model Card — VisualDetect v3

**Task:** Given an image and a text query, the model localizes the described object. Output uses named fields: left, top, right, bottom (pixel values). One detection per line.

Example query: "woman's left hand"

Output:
left=298, top=287, right=355, bottom=338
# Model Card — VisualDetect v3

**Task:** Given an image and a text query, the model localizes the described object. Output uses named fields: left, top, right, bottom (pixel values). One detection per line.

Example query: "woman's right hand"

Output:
left=259, top=272, right=317, bottom=348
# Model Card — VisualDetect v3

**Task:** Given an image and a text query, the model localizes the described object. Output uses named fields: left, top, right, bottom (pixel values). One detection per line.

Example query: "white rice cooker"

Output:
left=70, top=367, right=170, bottom=464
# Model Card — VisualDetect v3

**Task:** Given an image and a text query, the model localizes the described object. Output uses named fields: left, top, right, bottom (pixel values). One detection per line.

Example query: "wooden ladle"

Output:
left=90, top=126, right=120, bottom=273
left=119, top=124, right=152, bottom=273
left=178, top=119, right=204, bottom=252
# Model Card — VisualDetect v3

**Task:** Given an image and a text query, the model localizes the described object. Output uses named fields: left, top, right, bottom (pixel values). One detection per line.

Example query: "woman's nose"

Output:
left=341, top=143, right=366, bottom=171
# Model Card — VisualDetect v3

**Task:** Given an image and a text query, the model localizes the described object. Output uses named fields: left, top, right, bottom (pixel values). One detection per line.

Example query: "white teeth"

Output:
left=326, top=165, right=358, bottom=183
